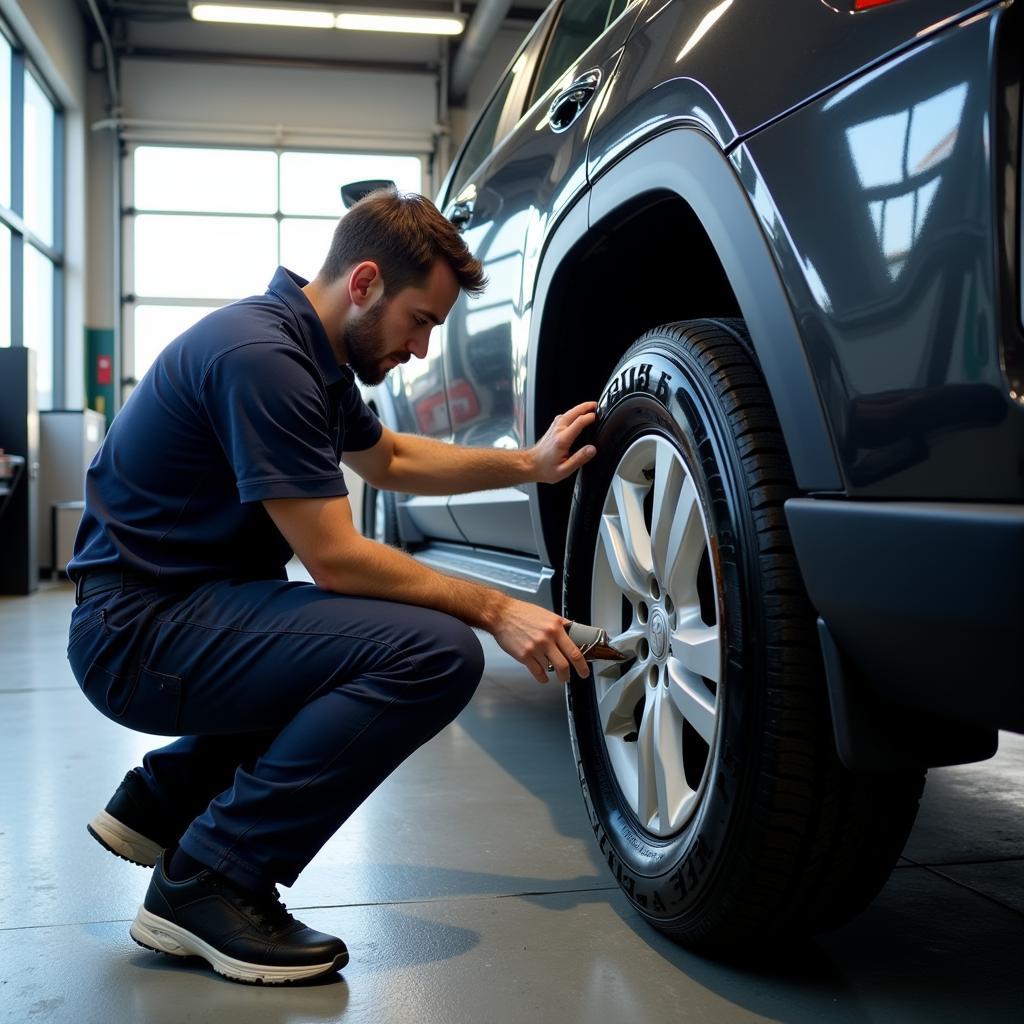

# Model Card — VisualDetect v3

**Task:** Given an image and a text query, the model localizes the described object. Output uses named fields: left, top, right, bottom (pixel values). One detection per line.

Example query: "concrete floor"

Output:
left=1, top=580, right=1022, bottom=1024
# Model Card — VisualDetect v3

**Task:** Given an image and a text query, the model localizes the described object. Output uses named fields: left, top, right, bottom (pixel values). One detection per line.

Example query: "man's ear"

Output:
left=348, top=261, right=383, bottom=308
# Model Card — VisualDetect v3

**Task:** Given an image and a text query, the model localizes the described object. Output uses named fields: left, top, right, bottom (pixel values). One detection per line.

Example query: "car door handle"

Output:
left=449, top=199, right=474, bottom=229
left=547, top=69, right=602, bottom=133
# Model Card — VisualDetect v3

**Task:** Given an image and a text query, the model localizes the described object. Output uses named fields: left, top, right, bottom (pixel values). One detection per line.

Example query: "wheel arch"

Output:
left=528, top=128, right=844, bottom=587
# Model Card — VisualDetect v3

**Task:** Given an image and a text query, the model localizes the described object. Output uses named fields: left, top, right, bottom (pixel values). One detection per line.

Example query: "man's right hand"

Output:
left=491, top=598, right=590, bottom=685
left=264, top=494, right=591, bottom=685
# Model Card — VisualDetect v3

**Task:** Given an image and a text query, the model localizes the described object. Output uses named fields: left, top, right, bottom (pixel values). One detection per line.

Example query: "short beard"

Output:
left=343, top=301, right=389, bottom=387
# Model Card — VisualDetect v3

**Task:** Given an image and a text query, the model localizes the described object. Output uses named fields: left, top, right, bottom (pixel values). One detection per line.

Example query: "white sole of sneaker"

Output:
left=130, top=906, right=348, bottom=984
left=87, top=810, right=163, bottom=867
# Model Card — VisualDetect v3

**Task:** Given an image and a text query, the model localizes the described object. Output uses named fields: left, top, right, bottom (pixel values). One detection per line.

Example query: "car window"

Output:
left=529, top=0, right=630, bottom=106
left=448, top=54, right=529, bottom=202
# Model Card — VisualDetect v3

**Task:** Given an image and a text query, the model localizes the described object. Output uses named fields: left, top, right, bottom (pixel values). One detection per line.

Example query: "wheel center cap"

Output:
left=649, top=608, right=669, bottom=660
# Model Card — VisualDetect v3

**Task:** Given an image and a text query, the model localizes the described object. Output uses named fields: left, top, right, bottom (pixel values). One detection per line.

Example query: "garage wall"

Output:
left=1, top=0, right=530, bottom=417
left=1, top=0, right=88, bottom=408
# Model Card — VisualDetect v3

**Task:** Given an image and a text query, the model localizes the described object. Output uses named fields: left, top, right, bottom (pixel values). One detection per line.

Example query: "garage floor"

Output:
left=2, top=581, right=1023, bottom=1024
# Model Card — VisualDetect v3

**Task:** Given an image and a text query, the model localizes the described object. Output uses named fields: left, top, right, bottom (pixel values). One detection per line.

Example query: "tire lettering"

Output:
left=598, top=363, right=670, bottom=411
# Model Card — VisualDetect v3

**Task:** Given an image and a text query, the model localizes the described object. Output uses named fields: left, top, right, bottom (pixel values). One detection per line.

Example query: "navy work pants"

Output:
left=66, top=577, right=485, bottom=891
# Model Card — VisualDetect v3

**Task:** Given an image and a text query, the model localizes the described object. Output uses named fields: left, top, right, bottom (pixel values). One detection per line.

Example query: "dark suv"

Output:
left=360, top=0, right=1024, bottom=949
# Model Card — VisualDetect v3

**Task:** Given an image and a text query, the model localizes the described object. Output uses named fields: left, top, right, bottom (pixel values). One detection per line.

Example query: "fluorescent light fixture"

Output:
left=190, top=3, right=336, bottom=28
left=189, top=3, right=465, bottom=35
left=335, top=11, right=464, bottom=35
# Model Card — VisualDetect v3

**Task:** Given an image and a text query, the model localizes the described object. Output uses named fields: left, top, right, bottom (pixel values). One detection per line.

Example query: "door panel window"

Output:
left=448, top=53, right=530, bottom=202
left=530, top=0, right=629, bottom=105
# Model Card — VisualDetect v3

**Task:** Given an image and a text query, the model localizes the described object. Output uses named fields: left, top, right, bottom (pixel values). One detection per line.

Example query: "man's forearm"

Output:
left=318, top=532, right=511, bottom=630
left=385, top=432, right=535, bottom=495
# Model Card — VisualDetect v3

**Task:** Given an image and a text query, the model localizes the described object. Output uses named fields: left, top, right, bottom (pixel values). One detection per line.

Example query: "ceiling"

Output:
left=84, top=0, right=549, bottom=73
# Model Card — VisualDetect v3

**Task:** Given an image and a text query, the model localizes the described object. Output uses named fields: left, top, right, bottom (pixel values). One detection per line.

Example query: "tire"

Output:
left=362, top=483, right=401, bottom=547
left=562, top=319, right=924, bottom=951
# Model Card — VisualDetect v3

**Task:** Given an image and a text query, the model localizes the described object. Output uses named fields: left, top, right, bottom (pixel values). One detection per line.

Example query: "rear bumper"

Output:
left=786, top=499, right=1024, bottom=737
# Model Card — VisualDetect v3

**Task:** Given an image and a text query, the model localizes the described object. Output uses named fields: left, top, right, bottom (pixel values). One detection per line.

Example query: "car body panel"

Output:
left=738, top=3, right=1024, bottom=498
left=589, top=0, right=1000, bottom=177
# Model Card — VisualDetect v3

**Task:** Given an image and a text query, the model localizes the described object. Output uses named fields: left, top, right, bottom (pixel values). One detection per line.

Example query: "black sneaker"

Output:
left=87, top=769, right=180, bottom=867
left=130, top=849, right=349, bottom=985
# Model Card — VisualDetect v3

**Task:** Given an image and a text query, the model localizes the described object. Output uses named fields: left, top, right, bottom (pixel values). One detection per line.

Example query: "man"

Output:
left=66, top=190, right=598, bottom=986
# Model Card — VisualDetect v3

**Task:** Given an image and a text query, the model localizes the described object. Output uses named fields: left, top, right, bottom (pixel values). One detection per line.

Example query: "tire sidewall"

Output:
left=564, top=337, right=762, bottom=923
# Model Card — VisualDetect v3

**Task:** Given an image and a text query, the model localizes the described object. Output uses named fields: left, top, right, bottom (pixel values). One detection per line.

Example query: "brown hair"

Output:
left=317, top=189, right=487, bottom=296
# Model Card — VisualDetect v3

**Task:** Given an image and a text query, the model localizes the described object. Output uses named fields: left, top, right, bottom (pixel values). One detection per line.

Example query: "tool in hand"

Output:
left=564, top=621, right=627, bottom=663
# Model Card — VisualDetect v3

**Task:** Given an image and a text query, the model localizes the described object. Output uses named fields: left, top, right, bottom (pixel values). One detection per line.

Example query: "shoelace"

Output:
left=212, top=877, right=297, bottom=934
left=243, top=887, right=297, bottom=934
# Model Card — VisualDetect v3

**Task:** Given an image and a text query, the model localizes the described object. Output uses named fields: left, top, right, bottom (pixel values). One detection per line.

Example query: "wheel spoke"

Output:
left=653, top=685, right=688, bottom=832
left=597, top=660, right=646, bottom=735
left=610, top=474, right=653, bottom=578
left=649, top=443, right=684, bottom=581
left=660, top=475, right=704, bottom=601
left=671, top=611, right=721, bottom=683
left=598, top=512, right=649, bottom=603
left=635, top=695, right=659, bottom=828
left=665, top=658, right=717, bottom=745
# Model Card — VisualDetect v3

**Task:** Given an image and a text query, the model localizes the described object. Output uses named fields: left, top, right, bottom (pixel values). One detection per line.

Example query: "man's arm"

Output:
left=342, top=401, right=598, bottom=495
left=263, top=493, right=590, bottom=685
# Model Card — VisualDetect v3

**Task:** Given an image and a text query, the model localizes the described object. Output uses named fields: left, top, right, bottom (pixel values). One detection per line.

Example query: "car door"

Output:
left=389, top=37, right=536, bottom=545
left=442, top=0, right=643, bottom=554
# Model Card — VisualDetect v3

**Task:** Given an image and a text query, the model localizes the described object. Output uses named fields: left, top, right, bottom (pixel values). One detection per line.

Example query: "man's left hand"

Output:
left=530, top=401, right=599, bottom=484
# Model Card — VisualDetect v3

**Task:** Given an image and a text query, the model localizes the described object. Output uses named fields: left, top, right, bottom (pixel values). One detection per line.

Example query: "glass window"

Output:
left=23, top=244, right=53, bottom=409
left=1, top=36, right=10, bottom=210
left=133, top=304, right=219, bottom=380
left=280, top=152, right=422, bottom=216
left=128, top=146, right=424, bottom=376
left=133, top=147, right=278, bottom=214
left=134, top=214, right=278, bottom=299
left=0, top=224, right=9, bottom=346
left=530, top=0, right=625, bottom=105
left=23, top=70, right=54, bottom=246
left=280, top=218, right=338, bottom=282
left=449, top=54, right=528, bottom=202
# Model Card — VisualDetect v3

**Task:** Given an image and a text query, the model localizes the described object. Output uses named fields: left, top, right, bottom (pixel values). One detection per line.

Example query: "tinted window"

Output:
left=448, top=63, right=520, bottom=201
left=530, top=0, right=629, bottom=105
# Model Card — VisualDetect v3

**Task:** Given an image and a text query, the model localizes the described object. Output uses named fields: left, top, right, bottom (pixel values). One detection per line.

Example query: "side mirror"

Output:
left=340, top=179, right=397, bottom=209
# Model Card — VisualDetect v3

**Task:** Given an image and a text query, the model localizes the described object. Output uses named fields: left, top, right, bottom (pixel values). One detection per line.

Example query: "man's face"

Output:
left=344, top=259, right=461, bottom=387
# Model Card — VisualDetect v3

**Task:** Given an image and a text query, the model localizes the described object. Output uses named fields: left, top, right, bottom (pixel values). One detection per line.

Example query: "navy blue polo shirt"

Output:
left=69, top=267, right=382, bottom=581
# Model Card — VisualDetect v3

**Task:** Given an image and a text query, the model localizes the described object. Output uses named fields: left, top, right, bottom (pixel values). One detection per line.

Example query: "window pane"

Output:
left=23, top=244, right=53, bottom=410
left=280, top=152, right=422, bottom=216
left=133, top=304, right=219, bottom=380
left=280, top=218, right=337, bottom=282
left=531, top=0, right=619, bottom=105
left=23, top=71, right=55, bottom=246
left=134, top=147, right=278, bottom=214
left=1, top=37, right=10, bottom=209
left=134, top=214, right=278, bottom=299
left=449, top=71, right=518, bottom=201
left=0, top=224, right=9, bottom=346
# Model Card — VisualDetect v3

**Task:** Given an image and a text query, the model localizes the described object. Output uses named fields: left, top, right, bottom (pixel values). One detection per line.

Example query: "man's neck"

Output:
left=302, top=279, right=348, bottom=365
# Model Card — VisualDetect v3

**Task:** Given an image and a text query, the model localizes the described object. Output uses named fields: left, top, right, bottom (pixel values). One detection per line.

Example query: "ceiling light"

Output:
left=190, top=3, right=336, bottom=28
left=189, top=3, right=465, bottom=35
left=335, top=10, right=464, bottom=35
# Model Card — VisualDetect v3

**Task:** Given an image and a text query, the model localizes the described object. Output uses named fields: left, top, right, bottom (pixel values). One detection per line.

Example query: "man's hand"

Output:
left=530, top=401, right=598, bottom=485
left=491, top=597, right=591, bottom=685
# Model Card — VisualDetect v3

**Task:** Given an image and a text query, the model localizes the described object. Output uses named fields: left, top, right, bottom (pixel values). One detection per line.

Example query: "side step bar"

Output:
left=413, top=543, right=556, bottom=610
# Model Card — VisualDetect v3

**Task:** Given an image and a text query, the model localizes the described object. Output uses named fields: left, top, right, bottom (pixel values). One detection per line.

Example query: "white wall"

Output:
left=1, top=4, right=532, bottom=411
left=1, top=0, right=89, bottom=407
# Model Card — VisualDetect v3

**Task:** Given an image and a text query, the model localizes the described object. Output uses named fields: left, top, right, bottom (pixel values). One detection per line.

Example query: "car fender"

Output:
left=587, top=128, right=843, bottom=494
